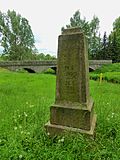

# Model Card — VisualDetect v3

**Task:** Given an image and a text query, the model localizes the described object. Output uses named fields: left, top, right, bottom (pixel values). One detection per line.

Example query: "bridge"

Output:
left=0, top=60, right=112, bottom=73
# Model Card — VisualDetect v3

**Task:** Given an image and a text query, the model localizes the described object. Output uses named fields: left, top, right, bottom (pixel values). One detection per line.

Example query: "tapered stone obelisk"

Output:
left=45, top=27, right=96, bottom=136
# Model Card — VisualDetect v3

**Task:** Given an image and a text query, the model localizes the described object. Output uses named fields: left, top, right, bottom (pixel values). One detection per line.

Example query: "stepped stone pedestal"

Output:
left=45, top=27, right=96, bottom=136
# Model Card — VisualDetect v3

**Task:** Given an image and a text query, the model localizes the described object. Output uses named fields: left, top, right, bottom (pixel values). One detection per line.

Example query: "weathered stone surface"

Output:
left=50, top=101, right=93, bottom=130
left=46, top=114, right=96, bottom=137
left=56, top=29, right=89, bottom=106
left=45, top=27, right=96, bottom=137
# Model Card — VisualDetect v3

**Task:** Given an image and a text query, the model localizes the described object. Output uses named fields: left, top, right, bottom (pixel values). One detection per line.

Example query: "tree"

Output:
left=102, top=17, right=120, bottom=62
left=32, top=53, right=56, bottom=60
left=108, top=32, right=120, bottom=62
left=97, top=32, right=109, bottom=59
left=0, top=10, right=35, bottom=60
left=62, top=10, right=101, bottom=59
left=111, top=17, right=120, bottom=62
left=89, top=16, right=101, bottom=59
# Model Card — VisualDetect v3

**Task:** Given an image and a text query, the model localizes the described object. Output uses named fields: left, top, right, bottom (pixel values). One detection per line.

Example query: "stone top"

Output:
left=62, top=27, right=82, bottom=35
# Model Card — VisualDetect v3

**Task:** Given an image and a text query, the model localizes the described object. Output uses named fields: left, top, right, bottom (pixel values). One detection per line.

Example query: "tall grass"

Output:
left=0, top=71, right=120, bottom=159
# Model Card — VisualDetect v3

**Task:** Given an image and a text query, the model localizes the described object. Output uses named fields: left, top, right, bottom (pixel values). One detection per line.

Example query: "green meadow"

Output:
left=0, top=70, right=120, bottom=159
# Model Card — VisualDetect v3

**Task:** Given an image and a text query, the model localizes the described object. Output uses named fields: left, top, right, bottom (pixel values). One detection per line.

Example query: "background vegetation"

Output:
left=0, top=10, right=35, bottom=60
left=0, top=10, right=120, bottom=62
left=62, top=10, right=120, bottom=62
left=90, top=63, right=120, bottom=83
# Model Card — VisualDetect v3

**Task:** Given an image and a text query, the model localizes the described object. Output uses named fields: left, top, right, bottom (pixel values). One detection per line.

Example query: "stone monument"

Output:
left=45, top=27, right=96, bottom=136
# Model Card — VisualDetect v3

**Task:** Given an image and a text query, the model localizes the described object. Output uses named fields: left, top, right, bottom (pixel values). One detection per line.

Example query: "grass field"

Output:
left=0, top=71, right=120, bottom=159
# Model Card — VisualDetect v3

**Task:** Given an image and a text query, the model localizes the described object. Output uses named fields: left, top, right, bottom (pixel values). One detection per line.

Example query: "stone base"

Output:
left=45, top=98, right=96, bottom=137
left=45, top=114, right=96, bottom=137
left=49, top=99, right=94, bottom=131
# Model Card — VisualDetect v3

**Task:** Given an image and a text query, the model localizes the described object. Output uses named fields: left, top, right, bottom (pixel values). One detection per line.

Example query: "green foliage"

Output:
left=113, top=16, right=120, bottom=44
left=62, top=11, right=120, bottom=62
left=97, top=32, right=108, bottom=60
left=90, top=63, right=120, bottom=83
left=0, top=72, right=120, bottom=159
left=93, top=63, right=120, bottom=73
left=43, top=68, right=56, bottom=74
left=90, top=72, right=120, bottom=84
left=0, top=10, right=35, bottom=60
left=62, top=10, right=101, bottom=59
left=108, top=26, right=120, bottom=62
left=34, top=53, right=56, bottom=60
left=98, top=17, right=120, bottom=62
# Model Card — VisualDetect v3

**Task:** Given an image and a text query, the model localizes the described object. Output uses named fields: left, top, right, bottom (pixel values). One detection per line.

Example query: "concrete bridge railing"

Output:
left=89, top=60, right=112, bottom=70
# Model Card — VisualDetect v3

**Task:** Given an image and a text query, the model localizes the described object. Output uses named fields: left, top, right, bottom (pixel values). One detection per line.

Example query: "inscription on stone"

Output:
left=56, top=32, right=89, bottom=105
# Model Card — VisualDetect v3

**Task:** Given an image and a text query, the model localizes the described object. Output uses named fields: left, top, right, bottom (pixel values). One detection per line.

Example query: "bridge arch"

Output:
left=89, top=67, right=95, bottom=72
left=50, top=66, right=57, bottom=73
left=23, top=68, right=36, bottom=73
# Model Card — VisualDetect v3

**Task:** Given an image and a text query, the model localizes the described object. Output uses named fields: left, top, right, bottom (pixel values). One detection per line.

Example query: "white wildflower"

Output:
left=111, top=112, right=115, bottom=118
left=19, top=155, right=23, bottom=159
left=19, top=125, right=22, bottom=129
left=14, top=119, right=17, bottom=122
left=29, top=104, right=34, bottom=108
left=14, top=127, right=17, bottom=130
left=47, top=132, right=50, bottom=136
left=26, top=102, right=29, bottom=105
left=24, top=112, right=27, bottom=117
left=58, top=137, right=64, bottom=143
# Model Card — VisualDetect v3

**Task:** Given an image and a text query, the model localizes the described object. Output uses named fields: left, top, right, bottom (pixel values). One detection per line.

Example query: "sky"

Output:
left=0, top=0, right=120, bottom=56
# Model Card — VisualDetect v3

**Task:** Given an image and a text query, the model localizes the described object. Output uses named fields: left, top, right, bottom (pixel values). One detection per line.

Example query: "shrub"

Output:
left=94, top=63, right=120, bottom=73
